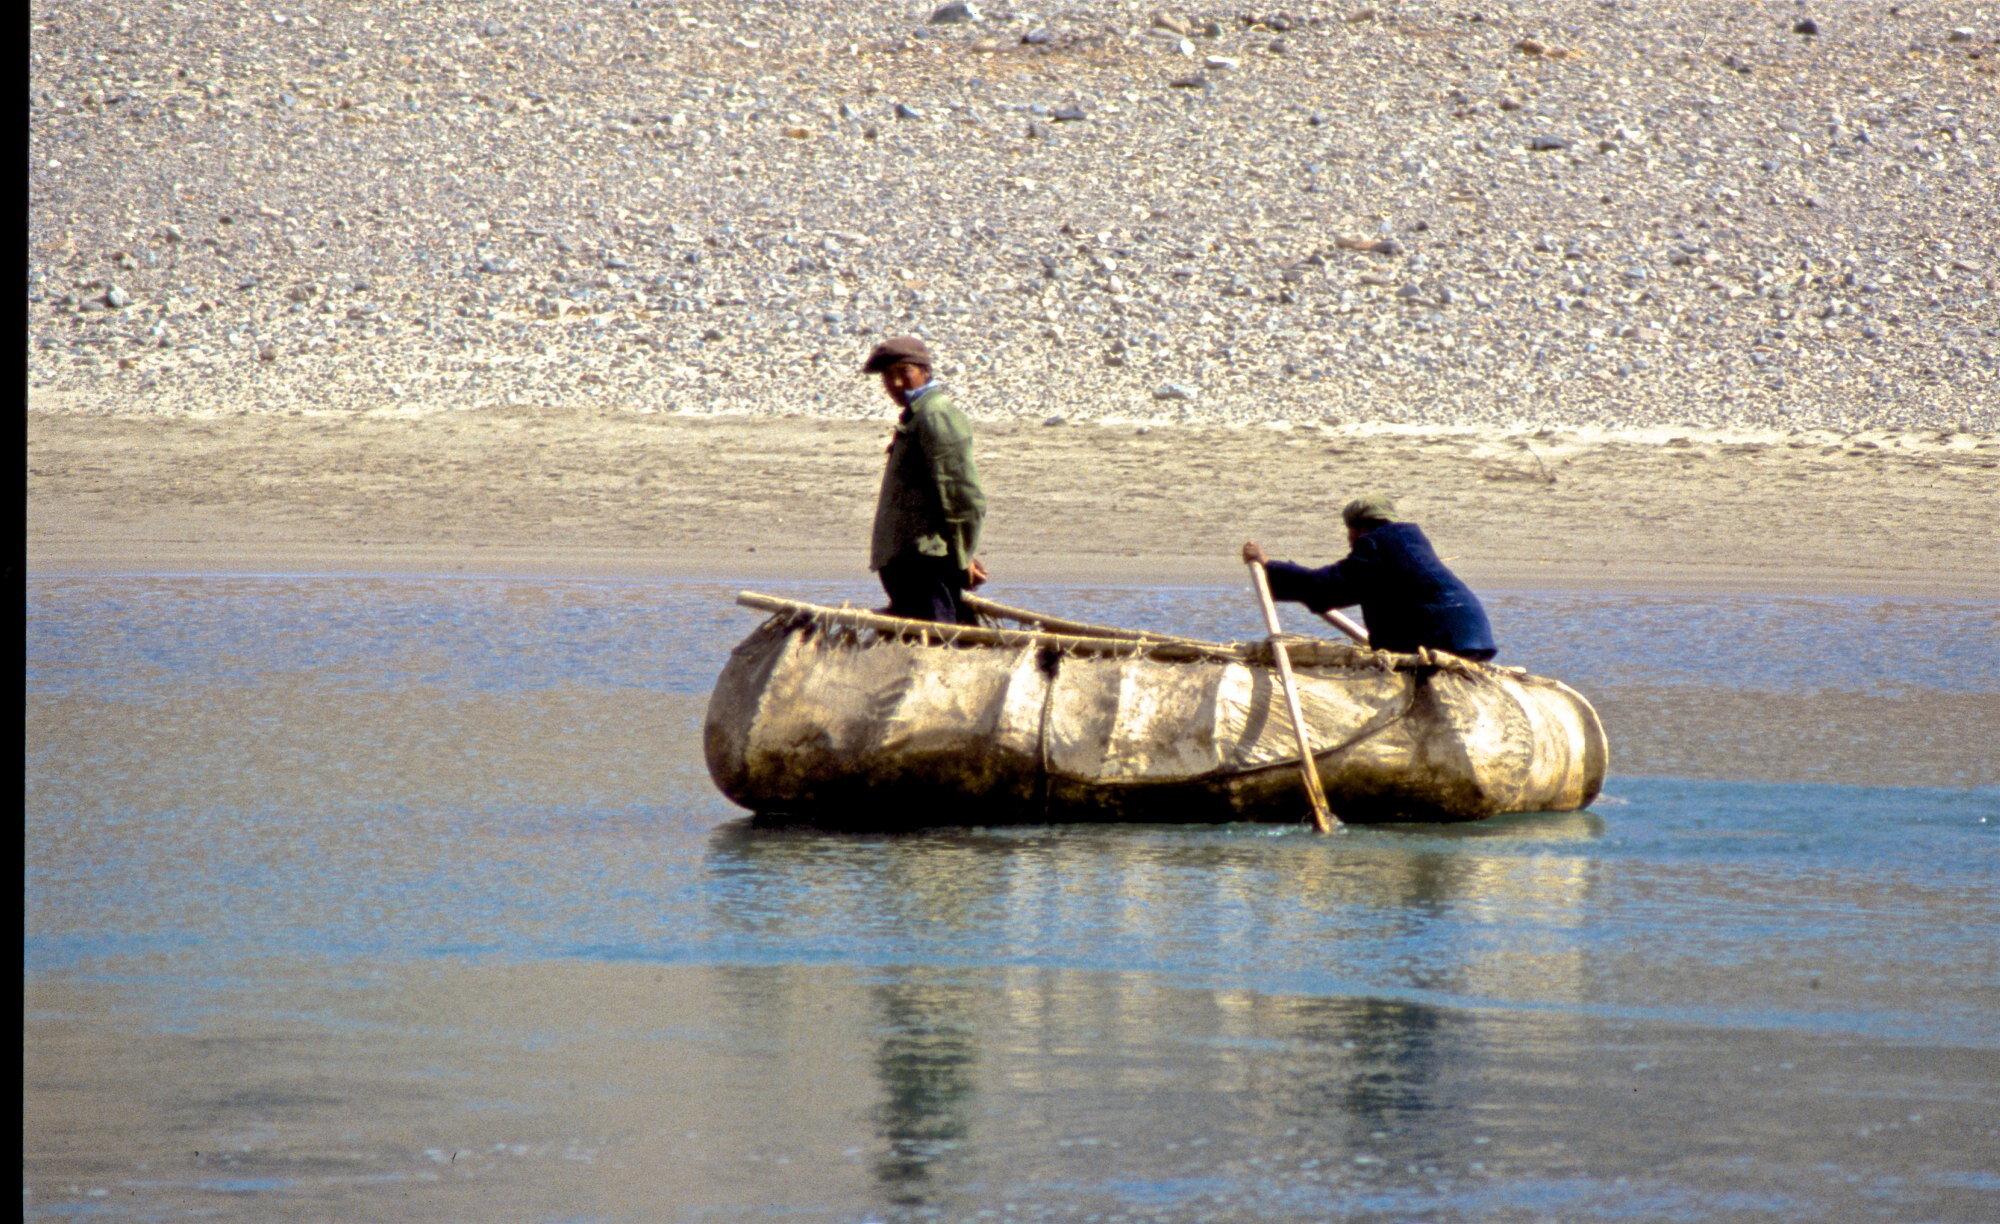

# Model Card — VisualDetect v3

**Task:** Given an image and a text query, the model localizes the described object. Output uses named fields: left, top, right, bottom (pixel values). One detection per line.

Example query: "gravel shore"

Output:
left=28, top=1, right=2000, bottom=431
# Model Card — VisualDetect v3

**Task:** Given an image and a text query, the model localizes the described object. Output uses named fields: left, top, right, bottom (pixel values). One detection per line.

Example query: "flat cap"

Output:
left=1341, top=494, right=1399, bottom=528
left=861, top=336, right=933, bottom=373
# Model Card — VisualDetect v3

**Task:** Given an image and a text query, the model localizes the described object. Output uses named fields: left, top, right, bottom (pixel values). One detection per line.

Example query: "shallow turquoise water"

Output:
left=23, top=576, right=2000, bottom=1222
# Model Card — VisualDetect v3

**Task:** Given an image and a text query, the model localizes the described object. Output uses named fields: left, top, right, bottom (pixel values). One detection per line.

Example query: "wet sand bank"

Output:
left=26, top=408, right=2000, bottom=599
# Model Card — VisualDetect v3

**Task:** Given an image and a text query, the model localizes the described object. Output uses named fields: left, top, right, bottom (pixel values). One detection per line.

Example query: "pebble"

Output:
left=929, top=1, right=979, bottom=24
left=1794, top=18, right=1820, bottom=36
left=1528, top=135, right=1570, bottom=151
left=1154, top=384, right=1198, bottom=401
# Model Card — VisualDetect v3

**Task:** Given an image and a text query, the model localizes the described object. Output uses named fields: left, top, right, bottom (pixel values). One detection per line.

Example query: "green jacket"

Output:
left=870, top=385, right=986, bottom=573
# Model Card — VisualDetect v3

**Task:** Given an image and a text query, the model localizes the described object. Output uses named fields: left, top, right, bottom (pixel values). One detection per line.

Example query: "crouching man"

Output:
left=1242, top=494, right=1496, bottom=662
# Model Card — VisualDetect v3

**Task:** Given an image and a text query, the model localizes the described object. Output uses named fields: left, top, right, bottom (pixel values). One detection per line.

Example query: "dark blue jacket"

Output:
left=1264, top=522, right=1496, bottom=659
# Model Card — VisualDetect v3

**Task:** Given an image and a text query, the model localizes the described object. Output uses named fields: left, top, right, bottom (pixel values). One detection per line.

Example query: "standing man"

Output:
left=862, top=337, right=987, bottom=624
left=1242, top=494, right=1496, bottom=662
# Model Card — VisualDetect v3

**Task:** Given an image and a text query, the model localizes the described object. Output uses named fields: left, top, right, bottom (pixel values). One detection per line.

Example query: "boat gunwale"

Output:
left=733, top=592, right=1535, bottom=682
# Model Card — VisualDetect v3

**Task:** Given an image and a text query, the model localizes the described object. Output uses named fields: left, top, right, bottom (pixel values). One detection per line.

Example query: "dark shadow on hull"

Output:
left=731, top=786, right=1603, bottom=834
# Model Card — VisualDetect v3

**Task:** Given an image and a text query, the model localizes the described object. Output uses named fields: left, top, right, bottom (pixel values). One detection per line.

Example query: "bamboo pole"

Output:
left=734, top=591, right=1244, bottom=662
left=1246, top=562, right=1339, bottom=833
left=960, top=592, right=1206, bottom=645
left=1314, top=606, right=1370, bottom=645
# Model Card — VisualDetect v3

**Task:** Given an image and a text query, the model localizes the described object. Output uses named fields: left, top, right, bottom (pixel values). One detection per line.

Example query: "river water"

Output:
left=23, top=576, right=2000, bottom=1223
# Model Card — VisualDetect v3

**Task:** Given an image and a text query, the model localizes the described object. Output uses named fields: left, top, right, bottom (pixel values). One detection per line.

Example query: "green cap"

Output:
left=1341, top=494, right=1398, bottom=528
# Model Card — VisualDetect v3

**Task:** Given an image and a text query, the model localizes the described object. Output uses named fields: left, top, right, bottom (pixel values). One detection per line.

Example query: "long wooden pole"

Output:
left=1314, top=606, right=1370, bottom=645
left=1247, top=561, right=1339, bottom=832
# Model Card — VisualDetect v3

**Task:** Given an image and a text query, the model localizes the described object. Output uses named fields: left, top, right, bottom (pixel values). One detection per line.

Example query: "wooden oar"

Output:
left=1246, top=561, right=1339, bottom=833
left=1314, top=606, right=1370, bottom=645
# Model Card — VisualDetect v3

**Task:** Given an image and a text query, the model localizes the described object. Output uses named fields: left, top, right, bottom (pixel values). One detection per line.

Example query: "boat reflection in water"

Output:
left=704, top=811, right=1603, bottom=1212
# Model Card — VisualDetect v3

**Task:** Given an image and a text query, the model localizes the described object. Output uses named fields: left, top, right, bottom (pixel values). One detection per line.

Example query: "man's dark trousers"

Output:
left=879, top=554, right=975, bottom=624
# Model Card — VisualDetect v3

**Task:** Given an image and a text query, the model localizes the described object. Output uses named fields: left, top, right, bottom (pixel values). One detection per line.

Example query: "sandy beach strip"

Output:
left=26, top=406, right=2000, bottom=600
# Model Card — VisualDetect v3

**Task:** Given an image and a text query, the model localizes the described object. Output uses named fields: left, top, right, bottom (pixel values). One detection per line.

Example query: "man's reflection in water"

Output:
left=868, top=970, right=979, bottom=1204
left=1293, top=997, right=1445, bottom=1118
left=1254, top=993, right=1467, bottom=1175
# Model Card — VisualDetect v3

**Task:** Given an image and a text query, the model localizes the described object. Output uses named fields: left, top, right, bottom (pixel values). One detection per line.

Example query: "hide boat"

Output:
left=704, top=592, right=1607, bottom=826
